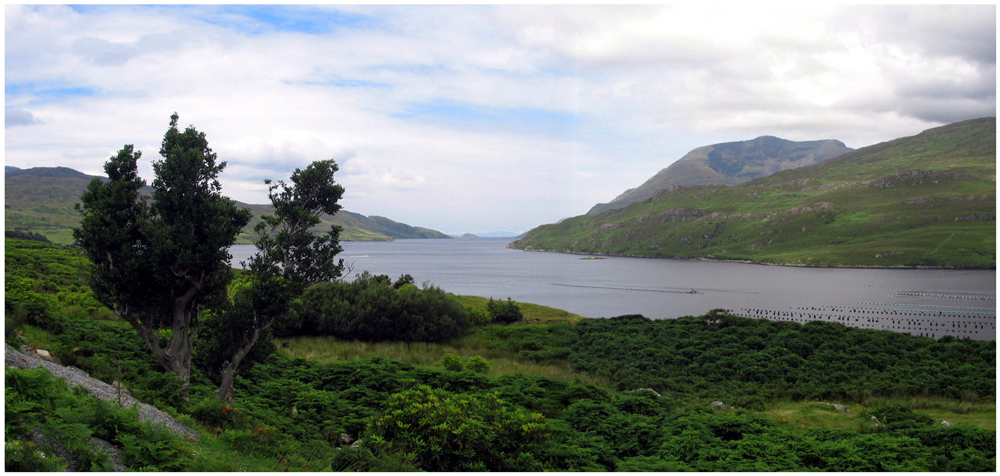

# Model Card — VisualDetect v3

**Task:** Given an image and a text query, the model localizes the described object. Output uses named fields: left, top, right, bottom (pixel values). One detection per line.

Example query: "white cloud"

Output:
left=4, top=4, right=995, bottom=234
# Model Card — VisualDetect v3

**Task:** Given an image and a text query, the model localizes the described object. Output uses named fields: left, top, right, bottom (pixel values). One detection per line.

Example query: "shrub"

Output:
left=467, top=307, right=491, bottom=326
left=441, top=353, right=464, bottom=372
left=367, top=386, right=549, bottom=471
left=295, top=272, right=472, bottom=343
left=861, top=404, right=934, bottom=432
left=465, top=355, right=490, bottom=374
left=487, top=297, right=523, bottom=324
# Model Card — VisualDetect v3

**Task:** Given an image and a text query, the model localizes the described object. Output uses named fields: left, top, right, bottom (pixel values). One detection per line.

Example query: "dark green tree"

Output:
left=254, top=159, right=345, bottom=292
left=74, top=113, right=251, bottom=395
left=201, top=159, right=346, bottom=403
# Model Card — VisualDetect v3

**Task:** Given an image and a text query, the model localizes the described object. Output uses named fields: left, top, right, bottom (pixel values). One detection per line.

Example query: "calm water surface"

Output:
left=230, top=238, right=996, bottom=340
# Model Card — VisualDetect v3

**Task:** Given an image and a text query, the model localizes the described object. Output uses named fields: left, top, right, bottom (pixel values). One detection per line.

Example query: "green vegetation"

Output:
left=513, top=117, right=996, bottom=268
left=74, top=115, right=254, bottom=396
left=5, top=238, right=995, bottom=471
left=487, top=297, right=525, bottom=323
left=6, top=366, right=189, bottom=472
left=290, top=272, right=473, bottom=343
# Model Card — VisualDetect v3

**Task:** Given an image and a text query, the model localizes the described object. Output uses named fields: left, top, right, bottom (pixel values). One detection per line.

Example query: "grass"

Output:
left=278, top=331, right=608, bottom=389
left=278, top=295, right=602, bottom=386
left=760, top=397, right=996, bottom=433
left=452, top=295, right=586, bottom=324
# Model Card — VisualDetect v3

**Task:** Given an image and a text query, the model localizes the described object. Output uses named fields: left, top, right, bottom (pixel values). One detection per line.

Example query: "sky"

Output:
left=5, top=4, right=996, bottom=235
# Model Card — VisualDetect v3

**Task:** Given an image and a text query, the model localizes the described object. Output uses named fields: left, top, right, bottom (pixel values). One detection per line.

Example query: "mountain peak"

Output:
left=588, top=136, right=852, bottom=215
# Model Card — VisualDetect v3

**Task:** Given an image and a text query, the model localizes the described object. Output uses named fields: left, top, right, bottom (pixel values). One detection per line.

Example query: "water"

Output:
left=230, top=238, right=996, bottom=340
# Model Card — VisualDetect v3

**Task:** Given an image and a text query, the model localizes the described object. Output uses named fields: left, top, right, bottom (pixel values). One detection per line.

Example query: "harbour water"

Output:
left=230, top=238, right=996, bottom=340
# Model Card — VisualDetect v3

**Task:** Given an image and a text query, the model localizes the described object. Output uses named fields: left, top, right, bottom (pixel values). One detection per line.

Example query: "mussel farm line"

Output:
left=731, top=290, right=996, bottom=341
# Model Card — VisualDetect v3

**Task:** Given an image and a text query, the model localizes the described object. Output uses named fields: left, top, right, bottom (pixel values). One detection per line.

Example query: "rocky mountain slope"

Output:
left=5, top=166, right=449, bottom=244
left=589, top=136, right=852, bottom=214
left=513, top=118, right=995, bottom=268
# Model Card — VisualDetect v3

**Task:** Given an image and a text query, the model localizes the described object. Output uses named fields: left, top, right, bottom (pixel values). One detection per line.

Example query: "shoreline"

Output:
left=508, top=246, right=996, bottom=271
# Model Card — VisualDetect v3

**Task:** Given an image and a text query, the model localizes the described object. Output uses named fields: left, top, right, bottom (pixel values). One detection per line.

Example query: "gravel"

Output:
left=5, top=343, right=199, bottom=441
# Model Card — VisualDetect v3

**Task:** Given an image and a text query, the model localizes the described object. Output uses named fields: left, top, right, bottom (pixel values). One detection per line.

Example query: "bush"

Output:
left=465, top=355, right=490, bottom=374
left=367, top=386, right=549, bottom=471
left=294, top=272, right=472, bottom=343
left=467, top=307, right=491, bottom=326
left=487, top=297, right=523, bottom=324
left=861, top=404, right=934, bottom=432
left=441, top=353, right=464, bottom=372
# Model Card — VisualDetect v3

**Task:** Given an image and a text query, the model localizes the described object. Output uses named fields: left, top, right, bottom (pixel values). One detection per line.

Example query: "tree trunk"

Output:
left=215, top=322, right=265, bottom=404
left=217, top=362, right=237, bottom=405
left=116, top=296, right=198, bottom=400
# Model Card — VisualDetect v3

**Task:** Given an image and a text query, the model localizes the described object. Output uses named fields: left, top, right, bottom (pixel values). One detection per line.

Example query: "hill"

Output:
left=512, top=117, right=996, bottom=268
left=5, top=166, right=449, bottom=244
left=588, top=136, right=852, bottom=214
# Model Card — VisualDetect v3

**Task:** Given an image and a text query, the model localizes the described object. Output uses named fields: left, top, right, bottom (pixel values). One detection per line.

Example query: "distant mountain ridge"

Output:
left=589, top=136, right=852, bottom=214
left=513, top=117, right=995, bottom=268
left=5, top=166, right=450, bottom=244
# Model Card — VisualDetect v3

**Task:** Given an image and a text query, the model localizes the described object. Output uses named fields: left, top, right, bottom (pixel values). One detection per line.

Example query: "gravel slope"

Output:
left=5, top=343, right=198, bottom=440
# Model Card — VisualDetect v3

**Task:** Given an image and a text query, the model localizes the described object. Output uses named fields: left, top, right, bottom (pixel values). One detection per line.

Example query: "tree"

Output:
left=203, top=160, right=346, bottom=403
left=254, top=159, right=345, bottom=292
left=74, top=113, right=251, bottom=395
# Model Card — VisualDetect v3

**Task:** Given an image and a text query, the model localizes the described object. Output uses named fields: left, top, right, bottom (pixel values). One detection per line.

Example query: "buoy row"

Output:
left=551, top=283, right=697, bottom=294
left=897, top=291, right=995, bottom=301
left=735, top=306, right=995, bottom=341
left=854, top=302, right=996, bottom=312
left=818, top=305, right=993, bottom=317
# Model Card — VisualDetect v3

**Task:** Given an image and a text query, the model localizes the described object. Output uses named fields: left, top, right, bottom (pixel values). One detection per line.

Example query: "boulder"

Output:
left=942, top=421, right=952, bottom=427
left=35, top=348, right=53, bottom=362
left=709, top=401, right=727, bottom=410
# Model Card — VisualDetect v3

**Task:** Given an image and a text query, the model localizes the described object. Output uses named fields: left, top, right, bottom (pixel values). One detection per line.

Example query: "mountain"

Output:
left=588, top=136, right=852, bottom=214
left=512, top=118, right=996, bottom=268
left=5, top=166, right=449, bottom=244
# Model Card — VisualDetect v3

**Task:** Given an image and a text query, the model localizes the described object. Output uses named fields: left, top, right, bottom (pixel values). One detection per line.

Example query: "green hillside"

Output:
left=512, top=117, right=996, bottom=268
left=5, top=167, right=449, bottom=244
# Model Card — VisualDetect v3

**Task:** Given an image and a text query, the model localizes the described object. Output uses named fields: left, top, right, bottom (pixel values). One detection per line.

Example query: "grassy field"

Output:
left=761, top=398, right=996, bottom=433
left=278, top=295, right=603, bottom=386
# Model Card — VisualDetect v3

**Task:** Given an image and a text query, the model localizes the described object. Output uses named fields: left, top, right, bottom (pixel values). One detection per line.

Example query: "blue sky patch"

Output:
left=6, top=83, right=99, bottom=100
left=204, top=5, right=378, bottom=35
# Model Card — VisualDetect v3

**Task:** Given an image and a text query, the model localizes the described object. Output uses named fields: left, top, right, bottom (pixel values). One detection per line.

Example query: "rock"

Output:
left=35, top=349, right=53, bottom=362
left=831, top=403, right=850, bottom=414
left=942, top=421, right=952, bottom=427
left=631, top=388, right=661, bottom=398
left=709, top=401, right=727, bottom=410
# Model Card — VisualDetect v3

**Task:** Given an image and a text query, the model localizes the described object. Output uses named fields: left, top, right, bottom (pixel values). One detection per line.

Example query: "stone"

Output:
left=709, top=401, right=727, bottom=410
left=632, top=388, right=661, bottom=398
left=35, top=349, right=53, bottom=362
left=942, top=421, right=952, bottom=427
left=831, top=403, right=850, bottom=414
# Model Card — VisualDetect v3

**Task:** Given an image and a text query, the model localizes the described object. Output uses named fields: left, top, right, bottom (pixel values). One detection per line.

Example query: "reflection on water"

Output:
left=230, top=238, right=996, bottom=341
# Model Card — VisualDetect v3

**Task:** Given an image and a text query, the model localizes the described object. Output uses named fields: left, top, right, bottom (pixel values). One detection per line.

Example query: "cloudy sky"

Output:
left=5, top=4, right=995, bottom=235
